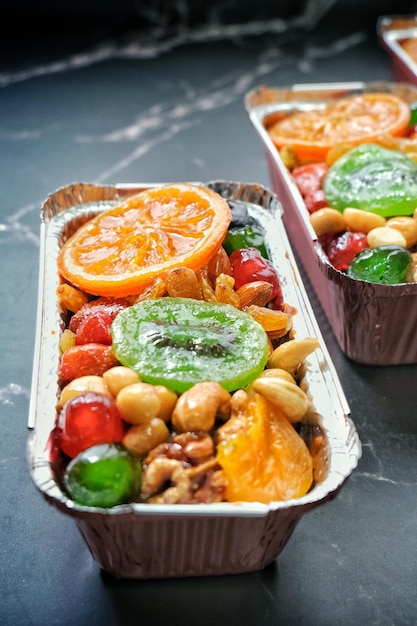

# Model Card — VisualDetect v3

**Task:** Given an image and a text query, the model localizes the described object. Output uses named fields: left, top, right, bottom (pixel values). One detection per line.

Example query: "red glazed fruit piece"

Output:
left=326, top=231, right=368, bottom=271
left=57, top=392, right=126, bottom=458
left=229, top=248, right=284, bottom=309
left=74, top=311, right=115, bottom=345
left=304, top=189, right=329, bottom=215
left=69, top=298, right=129, bottom=345
left=58, top=344, right=119, bottom=384
left=291, top=162, right=329, bottom=196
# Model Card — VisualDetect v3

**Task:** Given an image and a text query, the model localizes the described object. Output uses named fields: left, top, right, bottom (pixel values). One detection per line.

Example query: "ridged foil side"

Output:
left=28, top=180, right=361, bottom=578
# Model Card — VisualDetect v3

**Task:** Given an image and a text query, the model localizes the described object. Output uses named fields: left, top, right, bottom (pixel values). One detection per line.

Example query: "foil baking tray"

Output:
left=27, top=181, right=360, bottom=579
left=245, top=82, right=417, bottom=365
left=378, top=15, right=417, bottom=84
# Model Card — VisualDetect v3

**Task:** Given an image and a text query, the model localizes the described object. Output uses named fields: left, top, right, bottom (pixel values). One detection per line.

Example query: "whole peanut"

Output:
left=343, top=207, right=386, bottom=234
left=116, top=382, right=161, bottom=425
left=309, top=207, right=346, bottom=236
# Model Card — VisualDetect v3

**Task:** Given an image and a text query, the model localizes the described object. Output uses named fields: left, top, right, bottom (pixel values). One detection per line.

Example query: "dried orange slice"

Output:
left=268, top=93, right=410, bottom=164
left=58, top=184, right=232, bottom=297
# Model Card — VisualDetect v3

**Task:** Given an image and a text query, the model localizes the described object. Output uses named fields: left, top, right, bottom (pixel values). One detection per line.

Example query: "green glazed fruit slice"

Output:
left=347, top=245, right=412, bottom=284
left=111, top=297, right=269, bottom=393
left=323, top=144, right=417, bottom=217
left=64, top=443, right=142, bottom=508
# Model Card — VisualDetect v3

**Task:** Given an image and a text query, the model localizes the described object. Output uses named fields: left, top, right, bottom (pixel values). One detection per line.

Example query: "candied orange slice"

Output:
left=268, top=93, right=410, bottom=164
left=216, top=391, right=313, bottom=503
left=58, top=184, right=232, bottom=297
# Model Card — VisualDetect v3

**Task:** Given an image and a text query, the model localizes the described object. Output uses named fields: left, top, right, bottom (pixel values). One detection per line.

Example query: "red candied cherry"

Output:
left=57, top=392, right=126, bottom=459
left=326, top=231, right=368, bottom=271
left=69, top=298, right=129, bottom=345
left=304, top=189, right=329, bottom=214
left=229, top=247, right=284, bottom=309
left=291, top=162, right=329, bottom=196
left=58, top=343, right=119, bottom=384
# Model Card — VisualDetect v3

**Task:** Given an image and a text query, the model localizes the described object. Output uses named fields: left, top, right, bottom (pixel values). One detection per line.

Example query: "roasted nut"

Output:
left=56, top=283, right=88, bottom=313
left=116, top=382, right=161, bottom=425
left=252, top=377, right=311, bottom=423
left=386, top=216, right=417, bottom=248
left=58, top=375, right=111, bottom=409
left=174, top=432, right=214, bottom=463
left=123, top=418, right=169, bottom=456
left=267, top=337, right=320, bottom=373
left=257, top=367, right=297, bottom=385
left=103, top=366, right=141, bottom=397
left=367, top=226, right=407, bottom=248
left=309, top=207, right=346, bottom=236
left=142, top=458, right=184, bottom=495
left=343, top=207, right=386, bottom=234
left=171, top=382, right=231, bottom=432
left=236, top=281, right=273, bottom=308
left=166, top=266, right=203, bottom=300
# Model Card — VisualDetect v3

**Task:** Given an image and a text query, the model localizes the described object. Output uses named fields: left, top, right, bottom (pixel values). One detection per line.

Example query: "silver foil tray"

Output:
left=245, top=82, right=417, bottom=365
left=27, top=181, right=360, bottom=579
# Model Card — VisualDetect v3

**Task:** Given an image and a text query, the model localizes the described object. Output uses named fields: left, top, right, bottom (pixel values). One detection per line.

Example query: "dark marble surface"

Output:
left=1, top=2, right=417, bottom=625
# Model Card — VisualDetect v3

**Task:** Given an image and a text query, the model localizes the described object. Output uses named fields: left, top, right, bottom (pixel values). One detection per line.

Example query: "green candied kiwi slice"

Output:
left=111, top=297, right=269, bottom=393
left=64, top=443, right=142, bottom=508
left=323, top=144, right=417, bottom=217
left=347, top=245, right=412, bottom=285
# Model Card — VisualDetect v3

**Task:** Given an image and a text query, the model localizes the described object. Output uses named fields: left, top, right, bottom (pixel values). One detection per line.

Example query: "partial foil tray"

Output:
left=245, top=82, right=417, bottom=365
left=28, top=181, right=360, bottom=579
left=378, top=15, right=417, bottom=84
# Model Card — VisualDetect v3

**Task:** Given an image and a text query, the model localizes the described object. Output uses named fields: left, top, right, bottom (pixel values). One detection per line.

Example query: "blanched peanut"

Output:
left=123, top=418, right=169, bottom=456
left=103, top=366, right=141, bottom=397
left=58, top=375, right=111, bottom=409
left=309, top=208, right=346, bottom=236
left=367, top=226, right=407, bottom=249
left=343, top=207, right=386, bottom=234
left=171, top=382, right=231, bottom=432
left=116, top=382, right=161, bottom=425
left=386, top=216, right=417, bottom=248
left=153, top=385, right=178, bottom=422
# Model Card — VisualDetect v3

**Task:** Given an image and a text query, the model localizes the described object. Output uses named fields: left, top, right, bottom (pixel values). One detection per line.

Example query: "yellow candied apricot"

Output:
left=216, top=391, right=313, bottom=503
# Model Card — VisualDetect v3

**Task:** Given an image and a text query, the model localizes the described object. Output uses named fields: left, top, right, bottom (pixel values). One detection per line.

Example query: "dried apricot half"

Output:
left=57, top=184, right=232, bottom=297
left=216, top=391, right=313, bottom=503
